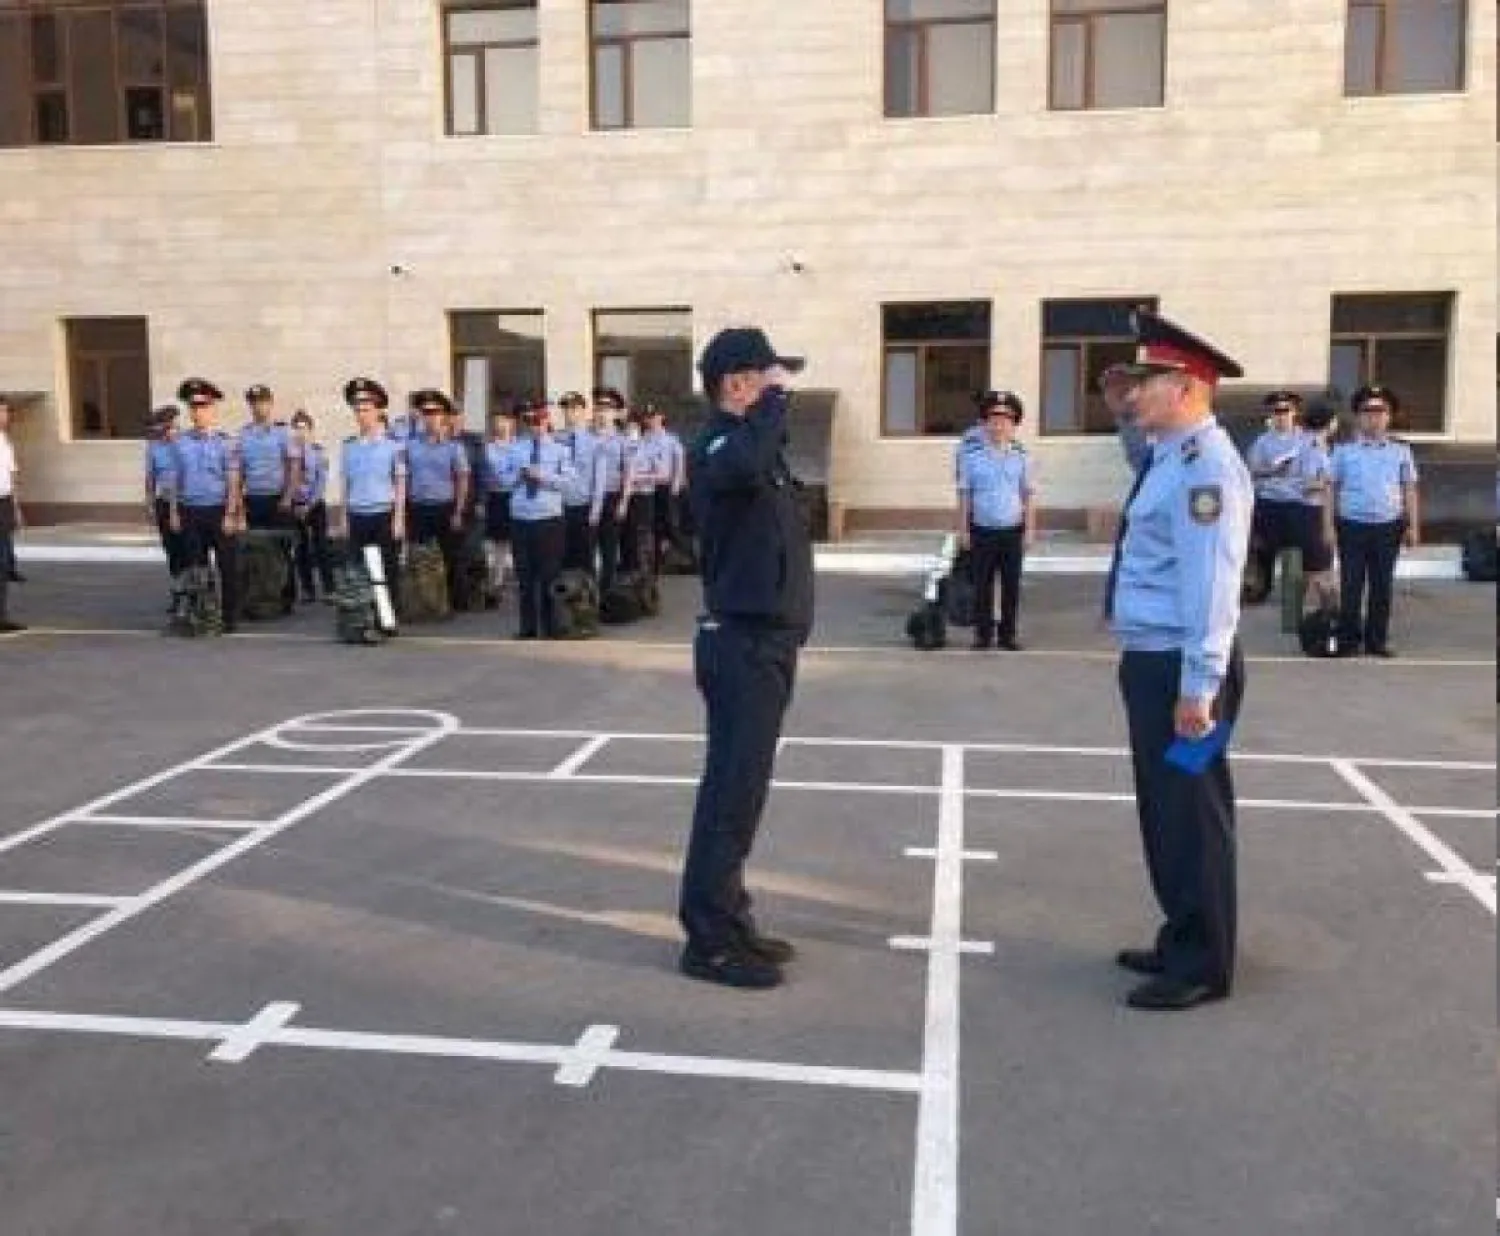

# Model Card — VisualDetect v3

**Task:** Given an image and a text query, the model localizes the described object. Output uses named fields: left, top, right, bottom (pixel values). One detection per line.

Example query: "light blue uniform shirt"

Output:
left=342, top=435, right=406, bottom=514
left=1293, top=434, right=1331, bottom=509
left=621, top=435, right=661, bottom=496
left=169, top=430, right=240, bottom=507
left=1330, top=438, right=1418, bottom=524
left=1109, top=417, right=1253, bottom=701
left=559, top=428, right=605, bottom=509
left=405, top=436, right=469, bottom=505
left=958, top=441, right=1034, bottom=530
left=239, top=422, right=299, bottom=497
left=1246, top=428, right=1305, bottom=504
left=145, top=439, right=176, bottom=500
left=955, top=425, right=986, bottom=483
left=642, top=429, right=685, bottom=490
left=500, top=435, right=574, bottom=522
left=295, top=444, right=328, bottom=506
left=483, top=440, right=515, bottom=496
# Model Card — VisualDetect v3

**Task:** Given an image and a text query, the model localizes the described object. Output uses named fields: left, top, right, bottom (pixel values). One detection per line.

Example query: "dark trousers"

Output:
left=153, top=498, right=188, bottom=577
left=680, top=620, right=802, bottom=954
left=1119, top=644, right=1245, bottom=993
left=0, top=495, right=14, bottom=620
left=621, top=492, right=654, bottom=575
left=348, top=510, right=400, bottom=611
left=512, top=516, right=565, bottom=637
left=294, top=502, right=335, bottom=597
left=596, top=498, right=623, bottom=592
left=1250, top=499, right=1303, bottom=591
left=409, top=501, right=463, bottom=608
left=180, top=504, right=240, bottom=622
left=1336, top=519, right=1404, bottom=652
left=244, top=494, right=297, bottom=606
left=970, top=524, right=1024, bottom=642
left=563, top=505, right=596, bottom=575
left=653, top=485, right=690, bottom=562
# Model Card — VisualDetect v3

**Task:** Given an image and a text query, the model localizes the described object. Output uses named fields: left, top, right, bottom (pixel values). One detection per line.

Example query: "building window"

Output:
left=66, top=317, right=152, bottom=440
left=1345, top=0, right=1467, bottom=95
left=885, top=0, right=996, bottom=118
left=451, top=311, right=546, bottom=430
left=590, top=0, right=691, bottom=130
left=443, top=2, right=539, bottom=136
left=1329, top=293, right=1452, bottom=433
left=1040, top=297, right=1157, bottom=436
left=593, top=309, right=695, bottom=412
left=0, top=1, right=212, bottom=148
left=1049, top=0, right=1167, bottom=110
left=882, top=302, right=992, bottom=437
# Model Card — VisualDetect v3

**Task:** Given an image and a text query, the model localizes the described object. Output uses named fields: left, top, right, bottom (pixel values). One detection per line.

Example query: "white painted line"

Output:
left=207, top=1002, right=302, bottom=1064
left=553, top=1024, right=621, bottom=1087
left=0, top=1007, right=922, bottom=1095
left=904, top=848, right=998, bottom=862
left=73, top=814, right=268, bottom=831
left=1333, top=761, right=1497, bottom=916
left=0, top=713, right=460, bottom=995
left=549, top=736, right=613, bottom=780
left=204, top=763, right=362, bottom=777
left=1425, top=872, right=1498, bottom=888
left=0, top=891, right=129, bottom=909
left=1411, top=807, right=1498, bottom=820
left=890, top=937, right=994, bottom=957
left=911, top=744, right=967, bottom=1236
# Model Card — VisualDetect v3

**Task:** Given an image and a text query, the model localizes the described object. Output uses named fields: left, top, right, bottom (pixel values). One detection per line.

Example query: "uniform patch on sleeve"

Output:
left=707, top=435, right=727, bottom=456
left=1189, top=485, right=1223, bottom=525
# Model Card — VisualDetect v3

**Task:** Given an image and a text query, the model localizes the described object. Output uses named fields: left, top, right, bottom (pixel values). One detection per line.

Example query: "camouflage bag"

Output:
left=237, top=529, right=295, bottom=621
left=451, top=527, right=498, bottom=613
left=166, top=567, right=224, bottom=638
left=398, top=541, right=451, bottom=625
left=333, top=564, right=386, bottom=646
left=549, top=569, right=600, bottom=640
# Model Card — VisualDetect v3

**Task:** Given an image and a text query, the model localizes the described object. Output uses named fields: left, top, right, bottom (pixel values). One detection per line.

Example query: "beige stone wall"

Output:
left=1, top=0, right=1494, bottom=520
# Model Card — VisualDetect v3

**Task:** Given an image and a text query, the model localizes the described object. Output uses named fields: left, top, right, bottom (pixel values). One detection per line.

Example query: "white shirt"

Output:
left=0, top=432, right=15, bottom=499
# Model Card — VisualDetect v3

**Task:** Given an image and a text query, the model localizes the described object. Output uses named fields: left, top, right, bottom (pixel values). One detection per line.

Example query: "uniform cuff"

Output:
left=1180, top=667, right=1223, bottom=702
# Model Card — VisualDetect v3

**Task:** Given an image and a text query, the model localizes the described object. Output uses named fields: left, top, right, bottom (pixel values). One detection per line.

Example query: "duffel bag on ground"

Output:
left=905, top=601, right=947, bottom=651
left=399, top=541, right=452, bottom=624
left=166, top=567, right=224, bottom=638
left=600, top=572, right=659, bottom=625
left=1461, top=529, right=1498, bottom=583
left=451, top=529, right=499, bottom=613
left=941, top=550, right=976, bottom=629
left=237, top=529, right=295, bottom=621
left=333, top=564, right=388, bottom=646
left=1297, top=607, right=1342, bottom=659
left=550, top=569, right=601, bottom=640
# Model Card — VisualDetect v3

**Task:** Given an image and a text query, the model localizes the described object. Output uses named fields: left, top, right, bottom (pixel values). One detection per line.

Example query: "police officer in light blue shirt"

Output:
left=238, top=384, right=302, bottom=612
left=167, top=379, right=244, bottom=629
left=483, top=407, right=519, bottom=592
left=289, top=410, right=335, bottom=603
left=1105, top=312, right=1252, bottom=1013
left=404, top=389, right=472, bottom=608
left=1244, top=391, right=1309, bottom=602
left=643, top=404, right=692, bottom=571
left=499, top=403, right=574, bottom=639
left=619, top=412, right=663, bottom=577
left=590, top=388, right=629, bottom=591
left=1329, top=385, right=1421, bottom=658
left=339, top=378, right=406, bottom=603
left=558, top=392, right=604, bottom=574
left=144, top=405, right=186, bottom=578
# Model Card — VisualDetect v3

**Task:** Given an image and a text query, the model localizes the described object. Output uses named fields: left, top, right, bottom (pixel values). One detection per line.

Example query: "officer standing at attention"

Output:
left=1329, top=385, right=1421, bottom=658
left=483, top=408, right=519, bottom=597
left=166, top=380, right=244, bottom=632
left=405, top=390, right=472, bottom=609
left=289, top=410, right=335, bottom=603
left=144, top=405, right=187, bottom=580
left=1245, top=391, right=1307, bottom=600
left=238, top=384, right=303, bottom=613
left=643, top=403, right=690, bottom=569
left=678, top=328, right=814, bottom=990
left=956, top=391, right=1037, bottom=651
left=339, top=378, right=407, bottom=605
left=617, top=410, right=662, bottom=577
left=590, top=388, right=628, bottom=591
left=499, top=403, right=574, bottom=639
left=558, top=392, right=604, bottom=575
left=0, top=394, right=24, bottom=633
left=1107, top=312, right=1252, bottom=1012
left=1292, top=397, right=1339, bottom=610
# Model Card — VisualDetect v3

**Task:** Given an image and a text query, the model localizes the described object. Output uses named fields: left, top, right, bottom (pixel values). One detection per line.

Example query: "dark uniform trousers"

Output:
left=512, top=516, right=565, bottom=637
left=294, top=502, right=335, bottom=598
left=620, top=493, right=655, bottom=576
left=409, top=501, right=464, bottom=609
left=348, top=510, right=401, bottom=611
left=1119, top=642, right=1245, bottom=994
left=1336, top=519, right=1404, bottom=652
left=1250, top=499, right=1303, bottom=590
left=680, top=620, right=801, bottom=954
left=180, top=504, right=241, bottom=621
left=153, top=498, right=188, bottom=577
left=595, top=498, right=623, bottom=592
left=244, top=493, right=298, bottom=607
left=0, top=495, right=15, bottom=620
left=969, top=523, right=1024, bottom=642
left=653, top=484, right=691, bottom=564
left=562, top=505, right=595, bottom=575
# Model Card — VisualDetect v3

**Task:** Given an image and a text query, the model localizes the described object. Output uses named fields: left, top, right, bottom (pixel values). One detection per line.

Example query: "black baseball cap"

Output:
left=698, top=328, right=805, bottom=388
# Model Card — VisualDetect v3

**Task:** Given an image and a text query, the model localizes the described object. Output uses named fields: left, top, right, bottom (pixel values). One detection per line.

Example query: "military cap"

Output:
left=1262, top=389, right=1303, bottom=410
left=245, top=384, right=274, bottom=403
left=410, top=388, right=455, bottom=415
left=1119, top=311, right=1244, bottom=386
left=559, top=391, right=587, bottom=409
left=177, top=378, right=224, bottom=404
left=344, top=377, right=389, bottom=409
left=1351, top=384, right=1400, bottom=414
left=698, top=327, right=805, bottom=388
left=149, top=404, right=180, bottom=428
left=977, top=390, right=1024, bottom=422
left=289, top=409, right=314, bottom=429
left=591, top=387, right=626, bottom=411
left=1301, top=398, right=1340, bottom=432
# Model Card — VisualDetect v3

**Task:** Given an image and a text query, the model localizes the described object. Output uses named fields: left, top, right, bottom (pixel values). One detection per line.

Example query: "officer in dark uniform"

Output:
left=678, top=328, right=814, bottom=990
left=167, top=379, right=244, bottom=632
left=1107, top=312, right=1253, bottom=1012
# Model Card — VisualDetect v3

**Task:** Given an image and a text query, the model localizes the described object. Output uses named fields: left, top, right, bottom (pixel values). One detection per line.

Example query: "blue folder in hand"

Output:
left=1165, top=722, right=1235, bottom=776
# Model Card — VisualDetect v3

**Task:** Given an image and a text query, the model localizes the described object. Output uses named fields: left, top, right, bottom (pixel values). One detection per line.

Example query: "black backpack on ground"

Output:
left=550, top=570, right=601, bottom=640
left=906, top=601, right=948, bottom=651
left=942, top=550, right=976, bottom=629
left=601, top=572, right=660, bottom=625
left=1461, top=529, right=1497, bottom=583
left=1297, top=607, right=1342, bottom=659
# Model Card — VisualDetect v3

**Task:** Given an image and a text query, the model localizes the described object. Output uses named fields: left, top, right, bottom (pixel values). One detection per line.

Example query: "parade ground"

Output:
left=0, top=567, right=1492, bottom=1236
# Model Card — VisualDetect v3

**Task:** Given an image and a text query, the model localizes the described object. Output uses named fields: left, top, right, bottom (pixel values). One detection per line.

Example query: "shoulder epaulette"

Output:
left=343, top=435, right=357, bottom=444
left=1181, top=437, right=1202, bottom=463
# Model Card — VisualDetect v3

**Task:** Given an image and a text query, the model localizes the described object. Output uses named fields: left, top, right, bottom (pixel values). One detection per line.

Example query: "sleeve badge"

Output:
left=1189, top=485, right=1224, bottom=525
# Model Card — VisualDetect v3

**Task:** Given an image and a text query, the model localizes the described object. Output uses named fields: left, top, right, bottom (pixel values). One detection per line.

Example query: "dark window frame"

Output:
left=441, top=1, right=540, bottom=137
left=65, top=315, right=152, bottom=441
left=1048, top=0, right=1168, bottom=112
left=448, top=309, right=548, bottom=425
left=1329, top=292, right=1454, bottom=432
left=1039, top=296, right=1158, bottom=437
left=880, top=301, right=993, bottom=439
left=1345, top=0, right=1469, bottom=96
left=883, top=2, right=997, bottom=119
left=588, top=0, right=692, bottom=131
left=591, top=307, right=696, bottom=414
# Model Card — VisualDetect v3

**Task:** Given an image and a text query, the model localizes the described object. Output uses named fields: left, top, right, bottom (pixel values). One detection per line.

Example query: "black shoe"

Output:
left=740, top=932, right=796, bottom=965
left=514, top=631, right=538, bottom=641
left=996, top=636, right=1024, bottom=652
left=8, top=569, right=24, bottom=583
left=1115, top=948, right=1164, bottom=977
left=680, top=945, right=784, bottom=990
left=0, top=619, right=27, bottom=634
left=1125, top=977, right=1227, bottom=1012
left=1365, top=644, right=1396, bottom=659
left=1336, top=643, right=1362, bottom=659
left=971, top=636, right=993, bottom=651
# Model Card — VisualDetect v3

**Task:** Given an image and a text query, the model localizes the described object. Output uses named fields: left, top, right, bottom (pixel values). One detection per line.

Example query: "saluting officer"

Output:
left=289, top=410, right=335, bottom=603
left=956, top=391, right=1037, bottom=651
left=1245, top=391, right=1307, bottom=600
left=166, top=379, right=244, bottom=632
left=1329, top=385, right=1421, bottom=658
left=679, top=328, right=813, bottom=991
left=590, top=388, right=629, bottom=591
left=1107, top=312, right=1252, bottom=1012
left=144, top=404, right=187, bottom=579
left=339, top=378, right=407, bottom=604
left=405, top=390, right=472, bottom=609
left=499, top=402, right=574, bottom=640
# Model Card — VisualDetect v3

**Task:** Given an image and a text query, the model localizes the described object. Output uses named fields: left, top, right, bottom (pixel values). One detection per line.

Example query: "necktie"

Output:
left=1104, top=449, right=1155, bottom=621
left=526, top=436, right=542, bottom=499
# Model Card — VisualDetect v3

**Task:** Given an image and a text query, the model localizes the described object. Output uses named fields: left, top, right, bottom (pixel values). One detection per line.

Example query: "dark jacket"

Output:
left=688, top=389, right=814, bottom=636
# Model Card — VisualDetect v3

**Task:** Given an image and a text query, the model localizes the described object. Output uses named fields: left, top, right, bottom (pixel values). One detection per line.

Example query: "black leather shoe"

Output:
left=971, top=636, right=992, bottom=651
left=740, top=933, right=796, bottom=965
left=680, top=946, right=783, bottom=990
left=1365, top=644, right=1397, bottom=659
left=8, top=569, right=24, bottom=583
left=996, top=636, right=1024, bottom=652
left=1115, top=948, right=1164, bottom=977
left=1125, top=977, right=1227, bottom=1012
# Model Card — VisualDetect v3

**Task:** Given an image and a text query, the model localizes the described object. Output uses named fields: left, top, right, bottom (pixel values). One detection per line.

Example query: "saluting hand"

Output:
left=1173, top=698, right=1216, bottom=741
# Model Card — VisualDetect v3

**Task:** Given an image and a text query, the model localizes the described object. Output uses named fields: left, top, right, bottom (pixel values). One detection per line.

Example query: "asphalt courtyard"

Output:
left=0, top=564, right=1493, bottom=1236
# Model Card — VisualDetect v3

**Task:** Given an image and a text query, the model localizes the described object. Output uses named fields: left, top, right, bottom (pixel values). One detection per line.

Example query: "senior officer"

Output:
left=678, top=328, right=813, bottom=991
left=1107, top=312, right=1252, bottom=1013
